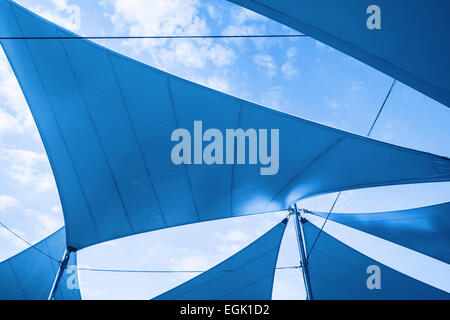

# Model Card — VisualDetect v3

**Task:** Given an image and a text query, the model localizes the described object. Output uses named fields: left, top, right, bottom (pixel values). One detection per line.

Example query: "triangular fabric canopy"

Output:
left=1, top=0, right=449, bottom=250
left=310, top=202, right=450, bottom=264
left=302, top=220, right=450, bottom=299
left=153, top=219, right=287, bottom=300
left=0, top=227, right=81, bottom=300
left=227, top=0, right=450, bottom=107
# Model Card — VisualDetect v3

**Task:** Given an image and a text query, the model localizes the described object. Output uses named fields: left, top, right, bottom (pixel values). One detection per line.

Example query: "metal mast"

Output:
left=291, top=204, right=313, bottom=300
left=48, top=247, right=75, bottom=300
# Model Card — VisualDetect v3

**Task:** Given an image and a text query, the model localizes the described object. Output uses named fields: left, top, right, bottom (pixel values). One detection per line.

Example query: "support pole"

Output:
left=48, top=247, right=74, bottom=300
left=291, top=204, right=313, bottom=300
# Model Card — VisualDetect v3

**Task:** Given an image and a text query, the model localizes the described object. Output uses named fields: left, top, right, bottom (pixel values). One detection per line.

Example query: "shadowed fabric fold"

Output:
left=153, top=220, right=287, bottom=300
left=310, top=202, right=450, bottom=264
left=302, top=220, right=450, bottom=299
left=0, top=227, right=81, bottom=300
left=227, top=0, right=450, bottom=107
left=1, top=0, right=449, bottom=250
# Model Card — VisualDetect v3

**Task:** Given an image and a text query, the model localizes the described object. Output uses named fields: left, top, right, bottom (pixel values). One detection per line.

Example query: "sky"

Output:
left=0, top=0, right=449, bottom=300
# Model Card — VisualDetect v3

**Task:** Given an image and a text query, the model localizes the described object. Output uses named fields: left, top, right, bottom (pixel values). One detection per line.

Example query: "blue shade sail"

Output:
left=1, top=0, right=449, bottom=250
left=0, top=228, right=81, bottom=300
left=302, top=221, right=450, bottom=299
left=153, top=220, right=287, bottom=300
left=227, top=0, right=450, bottom=107
left=310, top=202, right=450, bottom=264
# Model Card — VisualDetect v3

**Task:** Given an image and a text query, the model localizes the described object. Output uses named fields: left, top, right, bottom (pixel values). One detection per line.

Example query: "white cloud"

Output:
left=349, top=81, right=365, bottom=92
left=0, top=49, right=35, bottom=141
left=170, top=254, right=212, bottom=271
left=0, top=108, right=21, bottom=137
left=103, top=0, right=236, bottom=71
left=0, top=195, right=17, bottom=212
left=324, top=97, right=341, bottom=109
left=285, top=47, right=297, bottom=59
left=24, top=208, right=62, bottom=234
left=281, top=62, right=297, bottom=79
left=51, top=204, right=62, bottom=213
left=37, top=214, right=61, bottom=233
left=253, top=54, right=277, bottom=78
left=222, top=7, right=271, bottom=51
left=315, top=40, right=326, bottom=49
left=0, top=227, right=28, bottom=250
left=190, top=75, right=230, bottom=93
left=35, top=173, right=55, bottom=192
left=205, top=43, right=236, bottom=67
left=214, top=228, right=255, bottom=256
left=217, top=229, right=251, bottom=243
left=0, top=147, right=55, bottom=193
left=260, top=86, right=284, bottom=109
left=215, top=243, right=243, bottom=255
left=232, top=7, right=267, bottom=25
left=281, top=47, right=299, bottom=80
left=206, top=4, right=224, bottom=25
left=168, top=251, right=217, bottom=281
left=31, top=0, right=81, bottom=31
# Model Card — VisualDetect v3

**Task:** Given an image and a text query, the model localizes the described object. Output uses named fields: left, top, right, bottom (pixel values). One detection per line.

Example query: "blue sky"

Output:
left=0, top=0, right=449, bottom=299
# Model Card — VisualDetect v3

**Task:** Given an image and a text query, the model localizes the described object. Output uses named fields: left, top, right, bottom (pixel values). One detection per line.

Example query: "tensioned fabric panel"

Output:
left=153, top=220, right=287, bottom=300
left=0, top=0, right=449, bottom=250
left=302, top=221, right=450, bottom=299
left=227, top=0, right=450, bottom=107
left=310, top=202, right=450, bottom=264
left=0, top=227, right=81, bottom=300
